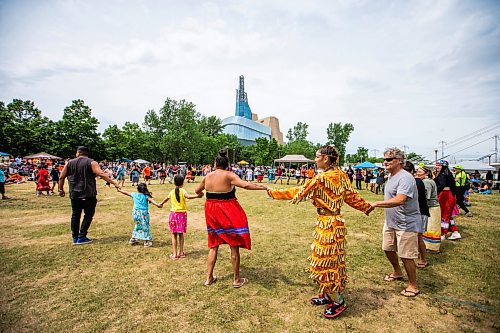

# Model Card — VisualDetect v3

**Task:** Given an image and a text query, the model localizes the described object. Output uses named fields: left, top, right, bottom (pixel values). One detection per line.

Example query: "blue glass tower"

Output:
left=235, top=75, right=253, bottom=119
left=222, top=75, right=271, bottom=146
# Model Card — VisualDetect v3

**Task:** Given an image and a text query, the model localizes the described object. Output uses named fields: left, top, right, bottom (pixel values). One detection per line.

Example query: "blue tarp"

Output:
left=0, top=152, right=10, bottom=157
left=354, top=161, right=378, bottom=169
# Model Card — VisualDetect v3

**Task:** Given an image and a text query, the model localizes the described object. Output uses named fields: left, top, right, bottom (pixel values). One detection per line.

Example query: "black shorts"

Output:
left=0, top=182, right=4, bottom=194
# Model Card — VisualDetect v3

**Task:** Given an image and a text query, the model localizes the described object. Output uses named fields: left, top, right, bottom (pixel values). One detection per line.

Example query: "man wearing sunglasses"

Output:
left=371, top=148, right=421, bottom=298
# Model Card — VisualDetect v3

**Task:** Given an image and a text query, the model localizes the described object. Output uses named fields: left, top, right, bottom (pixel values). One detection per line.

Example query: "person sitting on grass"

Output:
left=159, top=175, right=203, bottom=260
left=117, top=183, right=162, bottom=247
left=479, top=183, right=492, bottom=194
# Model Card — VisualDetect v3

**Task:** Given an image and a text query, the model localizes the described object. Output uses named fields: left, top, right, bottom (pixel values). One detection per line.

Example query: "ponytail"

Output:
left=173, top=174, right=184, bottom=202
left=175, top=187, right=180, bottom=203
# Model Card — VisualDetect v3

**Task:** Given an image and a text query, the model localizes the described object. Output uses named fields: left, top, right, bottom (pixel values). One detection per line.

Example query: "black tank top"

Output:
left=206, top=187, right=236, bottom=200
left=67, top=156, right=97, bottom=199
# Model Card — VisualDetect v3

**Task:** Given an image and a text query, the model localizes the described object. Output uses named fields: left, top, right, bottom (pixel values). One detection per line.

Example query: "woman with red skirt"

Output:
left=195, top=149, right=268, bottom=288
left=434, top=160, right=461, bottom=241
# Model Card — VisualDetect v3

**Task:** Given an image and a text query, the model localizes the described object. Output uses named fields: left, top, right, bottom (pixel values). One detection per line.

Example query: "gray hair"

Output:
left=384, top=147, right=405, bottom=164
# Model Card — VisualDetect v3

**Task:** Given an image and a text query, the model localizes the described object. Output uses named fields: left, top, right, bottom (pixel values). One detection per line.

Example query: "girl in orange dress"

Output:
left=267, top=145, right=373, bottom=319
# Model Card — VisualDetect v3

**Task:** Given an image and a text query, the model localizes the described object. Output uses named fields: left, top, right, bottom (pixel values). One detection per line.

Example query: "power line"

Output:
left=446, top=121, right=500, bottom=145
left=445, top=122, right=500, bottom=149
left=430, top=135, right=496, bottom=163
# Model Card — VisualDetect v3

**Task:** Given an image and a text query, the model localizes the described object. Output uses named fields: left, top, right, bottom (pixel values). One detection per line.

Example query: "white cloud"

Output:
left=0, top=0, right=499, bottom=161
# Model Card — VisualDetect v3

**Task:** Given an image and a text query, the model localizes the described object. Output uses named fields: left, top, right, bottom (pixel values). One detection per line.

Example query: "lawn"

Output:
left=0, top=180, right=499, bottom=333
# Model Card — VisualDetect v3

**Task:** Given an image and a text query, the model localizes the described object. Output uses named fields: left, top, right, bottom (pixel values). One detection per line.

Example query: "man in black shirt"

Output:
left=59, top=146, right=119, bottom=245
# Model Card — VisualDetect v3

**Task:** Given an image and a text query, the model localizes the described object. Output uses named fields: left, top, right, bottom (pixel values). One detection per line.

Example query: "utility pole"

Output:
left=439, top=141, right=446, bottom=158
left=370, top=149, right=379, bottom=158
left=495, top=135, right=498, bottom=163
left=401, top=145, right=409, bottom=152
left=434, top=149, right=438, bottom=162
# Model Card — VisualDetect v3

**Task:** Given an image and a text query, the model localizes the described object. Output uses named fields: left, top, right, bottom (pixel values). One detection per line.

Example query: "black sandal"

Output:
left=309, top=294, right=333, bottom=306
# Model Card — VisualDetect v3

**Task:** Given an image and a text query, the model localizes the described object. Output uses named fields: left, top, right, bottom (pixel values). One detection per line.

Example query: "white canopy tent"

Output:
left=24, top=152, right=62, bottom=159
left=274, top=155, right=314, bottom=163
left=451, top=161, right=495, bottom=172
left=273, top=155, right=314, bottom=170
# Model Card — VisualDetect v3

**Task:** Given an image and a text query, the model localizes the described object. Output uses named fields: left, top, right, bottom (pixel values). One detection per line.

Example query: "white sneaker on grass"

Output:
left=448, top=231, right=462, bottom=240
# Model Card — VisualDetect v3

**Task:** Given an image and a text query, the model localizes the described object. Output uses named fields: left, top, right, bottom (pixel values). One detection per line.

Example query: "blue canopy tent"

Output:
left=0, top=152, right=11, bottom=157
left=354, top=161, right=378, bottom=169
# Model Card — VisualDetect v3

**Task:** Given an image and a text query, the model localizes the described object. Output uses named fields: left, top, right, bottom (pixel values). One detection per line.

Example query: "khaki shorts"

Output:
left=382, top=223, right=418, bottom=259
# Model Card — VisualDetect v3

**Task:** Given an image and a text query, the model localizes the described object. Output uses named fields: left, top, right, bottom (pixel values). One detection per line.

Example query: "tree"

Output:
left=347, top=147, right=369, bottom=164
left=143, top=98, right=203, bottom=163
left=283, top=140, right=319, bottom=160
left=252, top=137, right=271, bottom=166
left=268, top=138, right=279, bottom=161
left=121, top=122, right=147, bottom=160
left=286, top=122, right=309, bottom=142
left=55, top=100, right=104, bottom=159
left=0, top=99, right=55, bottom=157
left=406, top=152, right=429, bottom=164
left=102, top=125, right=126, bottom=161
left=199, top=115, right=224, bottom=137
left=326, top=122, right=354, bottom=165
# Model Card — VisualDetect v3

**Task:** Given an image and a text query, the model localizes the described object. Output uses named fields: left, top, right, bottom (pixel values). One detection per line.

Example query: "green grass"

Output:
left=0, top=181, right=499, bottom=333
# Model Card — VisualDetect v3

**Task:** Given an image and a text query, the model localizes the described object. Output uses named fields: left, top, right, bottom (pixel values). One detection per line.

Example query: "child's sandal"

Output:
left=178, top=252, right=186, bottom=258
left=169, top=254, right=178, bottom=260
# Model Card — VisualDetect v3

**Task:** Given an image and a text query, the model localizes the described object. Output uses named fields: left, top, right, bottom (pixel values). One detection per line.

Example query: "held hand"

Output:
left=158, top=203, right=163, bottom=208
left=59, top=189, right=65, bottom=197
left=197, top=192, right=204, bottom=198
left=365, top=204, right=375, bottom=216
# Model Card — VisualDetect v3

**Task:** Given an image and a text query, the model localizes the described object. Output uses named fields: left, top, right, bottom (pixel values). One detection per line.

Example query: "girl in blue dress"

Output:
left=118, top=183, right=162, bottom=247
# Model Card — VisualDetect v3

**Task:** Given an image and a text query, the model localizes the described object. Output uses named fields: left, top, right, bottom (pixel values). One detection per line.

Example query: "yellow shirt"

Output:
left=168, top=188, right=187, bottom=212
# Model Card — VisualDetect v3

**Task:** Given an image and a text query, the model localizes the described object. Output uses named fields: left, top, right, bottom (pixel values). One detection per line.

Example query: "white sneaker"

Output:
left=441, top=235, right=446, bottom=241
left=448, top=231, right=462, bottom=240
left=465, top=212, right=473, bottom=217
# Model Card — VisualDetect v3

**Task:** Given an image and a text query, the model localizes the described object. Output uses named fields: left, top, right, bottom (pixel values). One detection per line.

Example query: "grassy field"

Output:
left=0, top=180, right=499, bottom=333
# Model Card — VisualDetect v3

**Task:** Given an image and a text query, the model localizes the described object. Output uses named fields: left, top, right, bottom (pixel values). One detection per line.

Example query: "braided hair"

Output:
left=318, top=145, right=340, bottom=166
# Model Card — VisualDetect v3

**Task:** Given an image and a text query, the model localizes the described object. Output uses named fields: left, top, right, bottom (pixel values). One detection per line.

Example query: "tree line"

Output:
left=1, top=97, right=409, bottom=165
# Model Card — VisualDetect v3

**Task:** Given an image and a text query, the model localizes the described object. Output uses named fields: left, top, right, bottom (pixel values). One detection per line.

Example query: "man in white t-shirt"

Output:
left=372, top=148, right=421, bottom=297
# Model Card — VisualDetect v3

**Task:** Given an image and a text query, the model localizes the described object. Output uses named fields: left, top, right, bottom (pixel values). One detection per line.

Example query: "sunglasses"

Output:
left=383, top=157, right=396, bottom=162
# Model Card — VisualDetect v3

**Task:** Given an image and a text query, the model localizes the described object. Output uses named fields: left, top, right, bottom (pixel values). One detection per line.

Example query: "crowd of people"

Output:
left=0, top=145, right=497, bottom=320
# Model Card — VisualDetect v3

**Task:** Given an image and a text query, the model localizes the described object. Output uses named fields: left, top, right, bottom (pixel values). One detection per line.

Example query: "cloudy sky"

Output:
left=1, top=0, right=499, bottom=161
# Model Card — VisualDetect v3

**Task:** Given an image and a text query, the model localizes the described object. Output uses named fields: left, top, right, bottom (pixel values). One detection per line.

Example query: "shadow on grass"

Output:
left=94, top=235, right=169, bottom=248
left=344, top=287, right=394, bottom=317
left=240, top=265, right=310, bottom=289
